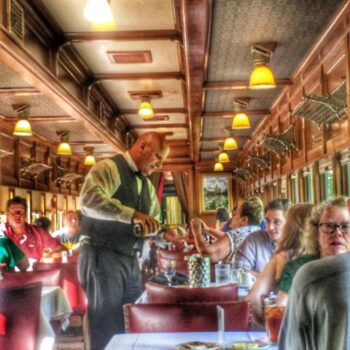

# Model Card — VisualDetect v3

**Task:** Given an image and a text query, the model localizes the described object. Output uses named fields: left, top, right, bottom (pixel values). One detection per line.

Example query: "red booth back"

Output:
left=33, top=262, right=87, bottom=313
left=124, top=300, right=250, bottom=333
left=146, top=281, right=239, bottom=303
left=157, top=248, right=196, bottom=275
left=2, top=269, right=62, bottom=287
left=0, top=282, right=42, bottom=350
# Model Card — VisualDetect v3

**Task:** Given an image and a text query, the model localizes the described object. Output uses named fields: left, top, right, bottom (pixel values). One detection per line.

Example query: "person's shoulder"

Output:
left=294, top=253, right=350, bottom=290
left=243, top=229, right=265, bottom=241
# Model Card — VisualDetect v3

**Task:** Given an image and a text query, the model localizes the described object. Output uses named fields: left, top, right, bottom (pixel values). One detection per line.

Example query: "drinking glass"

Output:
left=215, top=263, right=231, bottom=285
left=265, top=305, right=285, bottom=343
left=162, top=260, right=176, bottom=286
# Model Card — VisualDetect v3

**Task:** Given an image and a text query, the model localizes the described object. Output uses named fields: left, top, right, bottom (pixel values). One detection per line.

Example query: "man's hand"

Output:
left=133, top=211, right=160, bottom=236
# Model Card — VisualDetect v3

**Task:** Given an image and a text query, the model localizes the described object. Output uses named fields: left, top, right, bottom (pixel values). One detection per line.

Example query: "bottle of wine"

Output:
left=133, top=223, right=170, bottom=238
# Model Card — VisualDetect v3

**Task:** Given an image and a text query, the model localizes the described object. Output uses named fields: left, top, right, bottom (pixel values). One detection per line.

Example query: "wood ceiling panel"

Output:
left=125, top=113, right=186, bottom=125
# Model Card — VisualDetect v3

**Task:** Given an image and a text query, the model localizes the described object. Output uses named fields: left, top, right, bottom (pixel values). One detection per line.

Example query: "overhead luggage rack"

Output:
left=248, top=154, right=271, bottom=169
left=292, top=81, right=347, bottom=126
left=258, top=125, right=295, bottom=155
left=233, top=168, right=255, bottom=182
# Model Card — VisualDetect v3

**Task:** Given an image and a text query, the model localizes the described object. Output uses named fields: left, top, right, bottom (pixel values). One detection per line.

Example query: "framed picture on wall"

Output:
left=200, top=174, right=233, bottom=213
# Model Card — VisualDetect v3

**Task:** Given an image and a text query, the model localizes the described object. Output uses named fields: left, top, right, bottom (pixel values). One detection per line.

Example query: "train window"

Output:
left=339, top=149, right=350, bottom=196
left=302, top=168, right=314, bottom=203
left=290, top=173, right=299, bottom=203
left=324, top=169, right=334, bottom=200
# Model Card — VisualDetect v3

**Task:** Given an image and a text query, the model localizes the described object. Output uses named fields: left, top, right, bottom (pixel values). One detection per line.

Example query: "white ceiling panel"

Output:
left=73, top=41, right=179, bottom=74
left=101, top=79, right=184, bottom=108
left=42, top=0, right=175, bottom=32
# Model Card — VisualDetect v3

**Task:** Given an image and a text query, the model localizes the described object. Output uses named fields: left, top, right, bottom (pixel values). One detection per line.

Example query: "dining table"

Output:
left=104, top=331, right=278, bottom=350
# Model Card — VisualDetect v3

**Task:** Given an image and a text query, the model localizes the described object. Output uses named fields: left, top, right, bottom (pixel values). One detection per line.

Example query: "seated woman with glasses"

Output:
left=276, top=196, right=350, bottom=306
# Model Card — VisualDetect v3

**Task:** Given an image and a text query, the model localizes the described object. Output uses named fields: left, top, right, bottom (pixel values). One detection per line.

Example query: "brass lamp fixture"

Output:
left=249, top=44, right=276, bottom=89
left=84, top=146, right=96, bottom=166
left=213, top=161, right=224, bottom=172
left=13, top=105, right=32, bottom=136
left=232, top=99, right=251, bottom=129
left=57, top=131, right=72, bottom=155
left=83, top=0, right=116, bottom=30
left=218, top=151, right=230, bottom=163
left=138, top=96, right=154, bottom=119
left=224, top=136, right=238, bottom=150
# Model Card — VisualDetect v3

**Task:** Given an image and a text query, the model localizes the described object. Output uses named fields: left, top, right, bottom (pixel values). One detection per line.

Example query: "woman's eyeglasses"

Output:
left=318, top=222, right=350, bottom=235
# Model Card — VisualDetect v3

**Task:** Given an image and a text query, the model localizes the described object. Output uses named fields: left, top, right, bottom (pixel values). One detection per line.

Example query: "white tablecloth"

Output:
left=37, top=286, right=73, bottom=350
left=104, top=331, right=278, bottom=350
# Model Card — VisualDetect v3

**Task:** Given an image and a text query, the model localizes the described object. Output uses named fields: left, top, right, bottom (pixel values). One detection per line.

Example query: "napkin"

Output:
left=0, top=313, right=7, bottom=335
left=217, top=305, right=225, bottom=346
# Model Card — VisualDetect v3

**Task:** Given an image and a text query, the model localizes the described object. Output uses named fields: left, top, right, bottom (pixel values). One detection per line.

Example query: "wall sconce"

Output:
left=57, top=131, right=72, bottom=155
left=138, top=96, right=154, bottom=119
left=84, top=146, right=96, bottom=166
left=249, top=44, right=276, bottom=89
left=232, top=99, right=251, bottom=129
left=13, top=104, right=32, bottom=136
left=83, top=0, right=116, bottom=30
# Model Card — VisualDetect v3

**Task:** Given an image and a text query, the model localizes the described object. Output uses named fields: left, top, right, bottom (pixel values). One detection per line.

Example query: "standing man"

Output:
left=78, top=132, right=170, bottom=350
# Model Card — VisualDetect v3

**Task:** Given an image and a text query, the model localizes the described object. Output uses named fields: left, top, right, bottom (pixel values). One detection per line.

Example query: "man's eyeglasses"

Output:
left=318, top=222, right=350, bottom=235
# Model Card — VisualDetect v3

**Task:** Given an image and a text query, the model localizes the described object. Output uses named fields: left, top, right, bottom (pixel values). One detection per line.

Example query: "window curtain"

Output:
left=171, top=171, right=189, bottom=220
left=149, top=172, right=165, bottom=203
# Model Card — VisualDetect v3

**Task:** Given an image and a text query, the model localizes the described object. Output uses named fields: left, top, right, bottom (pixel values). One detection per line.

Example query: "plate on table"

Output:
left=229, top=340, right=269, bottom=349
left=174, top=341, right=220, bottom=350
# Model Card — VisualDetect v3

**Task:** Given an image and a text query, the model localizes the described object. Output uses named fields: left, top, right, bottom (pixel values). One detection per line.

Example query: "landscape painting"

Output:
left=200, top=174, right=232, bottom=213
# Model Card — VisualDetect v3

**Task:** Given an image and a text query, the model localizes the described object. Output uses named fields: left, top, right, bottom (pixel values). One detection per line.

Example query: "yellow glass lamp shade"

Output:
left=214, top=162, right=224, bottom=172
left=232, top=112, right=251, bottom=129
left=218, top=151, right=230, bottom=163
left=57, top=142, right=72, bottom=155
left=138, top=100, right=154, bottom=119
left=249, top=64, right=276, bottom=89
left=224, top=137, right=238, bottom=151
left=13, top=119, right=32, bottom=136
left=84, top=154, right=96, bottom=166
left=83, top=0, right=116, bottom=30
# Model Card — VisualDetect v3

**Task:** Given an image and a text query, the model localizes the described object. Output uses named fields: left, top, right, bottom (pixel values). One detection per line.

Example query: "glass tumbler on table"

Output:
left=265, top=304, right=285, bottom=343
left=162, top=259, right=176, bottom=286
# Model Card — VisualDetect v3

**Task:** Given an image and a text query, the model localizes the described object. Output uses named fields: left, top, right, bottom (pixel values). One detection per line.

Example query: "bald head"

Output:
left=129, top=132, right=170, bottom=176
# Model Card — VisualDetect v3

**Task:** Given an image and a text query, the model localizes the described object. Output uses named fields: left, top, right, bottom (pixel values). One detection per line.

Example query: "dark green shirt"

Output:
left=0, top=237, right=25, bottom=271
left=276, top=254, right=320, bottom=293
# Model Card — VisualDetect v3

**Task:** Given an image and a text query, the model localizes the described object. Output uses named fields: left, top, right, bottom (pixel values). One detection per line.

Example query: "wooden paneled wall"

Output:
left=237, top=6, right=350, bottom=200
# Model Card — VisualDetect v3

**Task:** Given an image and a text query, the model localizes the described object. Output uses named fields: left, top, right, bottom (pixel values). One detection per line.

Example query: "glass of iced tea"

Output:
left=265, top=305, right=285, bottom=343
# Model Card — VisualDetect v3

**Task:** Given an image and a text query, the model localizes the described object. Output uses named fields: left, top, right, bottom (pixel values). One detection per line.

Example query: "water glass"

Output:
left=215, top=263, right=231, bottom=285
left=162, top=259, right=176, bottom=286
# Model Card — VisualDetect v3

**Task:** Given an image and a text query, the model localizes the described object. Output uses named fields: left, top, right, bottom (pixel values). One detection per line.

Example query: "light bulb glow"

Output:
left=13, top=119, right=32, bottom=136
left=214, top=162, right=224, bottom=172
left=224, top=137, right=238, bottom=150
left=232, top=112, right=251, bottom=129
left=57, top=142, right=72, bottom=155
left=249, top=64, right=276, bottom=89
left=138, top=100, right=154, bottom=119
left=218, top=152, right=230, bottom=163
left=84, top=154, right=96, bottom=165
left=83, top=0, right=116, bottom=30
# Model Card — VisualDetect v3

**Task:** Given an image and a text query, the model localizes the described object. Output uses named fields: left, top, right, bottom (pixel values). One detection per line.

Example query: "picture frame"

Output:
left=199, top=173, right=233, bottom=213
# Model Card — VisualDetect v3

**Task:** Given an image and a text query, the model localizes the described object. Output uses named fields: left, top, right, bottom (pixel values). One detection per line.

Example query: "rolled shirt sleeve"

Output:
left=80, top=157, right=161, bottom=223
